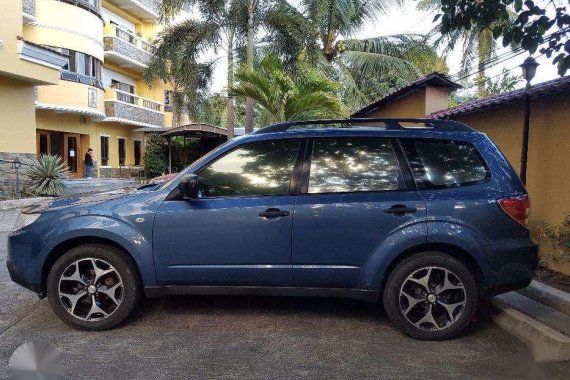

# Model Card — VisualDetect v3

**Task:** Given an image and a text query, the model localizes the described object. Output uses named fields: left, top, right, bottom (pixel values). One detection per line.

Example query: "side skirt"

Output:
left=144, top=285, right=379, bottom=303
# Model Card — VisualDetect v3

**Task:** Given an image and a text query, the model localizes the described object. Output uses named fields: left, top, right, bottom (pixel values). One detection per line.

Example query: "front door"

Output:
left=153, top=139, right=303, bottom=286
left=64, top=134, right=81, bottom=178
left=292, top=137, right=427, bottom=288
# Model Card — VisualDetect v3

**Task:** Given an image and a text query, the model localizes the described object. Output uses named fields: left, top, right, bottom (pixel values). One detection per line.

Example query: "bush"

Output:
left=535, top=215, right=570, bottom=264
left=143, top=133, right=168, bottom=178
left=26, top=155, right=69, bottom=196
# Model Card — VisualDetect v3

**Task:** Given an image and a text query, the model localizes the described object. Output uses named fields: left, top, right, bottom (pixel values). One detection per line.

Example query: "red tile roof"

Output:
left=351, top=72, right=462, bottom=117
left=430, top=75, right=570, bottom=119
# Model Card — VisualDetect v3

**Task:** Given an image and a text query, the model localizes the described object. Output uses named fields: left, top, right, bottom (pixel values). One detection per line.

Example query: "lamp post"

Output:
left=519, top=56, right=539, bottom=185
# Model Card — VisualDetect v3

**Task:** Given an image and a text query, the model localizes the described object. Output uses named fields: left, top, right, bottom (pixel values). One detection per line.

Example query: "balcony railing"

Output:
left=58, top=0, right=102, bottom=18
left=105, top=89, right=164, bottom=127
left=104, top=25, right=155, bottom=70
left=105, top=0, right=161, bottom=20
left=22, top=0, right=36, bottom=16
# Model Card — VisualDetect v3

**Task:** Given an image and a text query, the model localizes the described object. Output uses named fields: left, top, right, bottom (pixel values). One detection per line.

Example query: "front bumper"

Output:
left=6, top=259, right=44, bottom=296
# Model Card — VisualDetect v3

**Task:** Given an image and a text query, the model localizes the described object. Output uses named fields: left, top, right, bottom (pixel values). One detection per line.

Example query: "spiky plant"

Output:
left=26, top=155, right=69, bottom=197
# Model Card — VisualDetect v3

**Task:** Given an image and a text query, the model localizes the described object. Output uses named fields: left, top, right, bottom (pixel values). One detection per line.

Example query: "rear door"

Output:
left=291, top=137, right=427, bottom=288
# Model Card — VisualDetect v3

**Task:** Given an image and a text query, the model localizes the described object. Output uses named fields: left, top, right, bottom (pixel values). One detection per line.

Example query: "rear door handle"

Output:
left=258, top=208, right=290, bottom=219
left=384, top=205, right=417, bottom=215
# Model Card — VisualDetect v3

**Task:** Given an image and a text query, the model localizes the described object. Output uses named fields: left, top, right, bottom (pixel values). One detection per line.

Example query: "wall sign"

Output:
left=88, top=88, right=97, bottom=108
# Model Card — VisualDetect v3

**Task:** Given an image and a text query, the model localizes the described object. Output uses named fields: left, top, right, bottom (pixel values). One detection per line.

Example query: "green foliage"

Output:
left=26, top=155, right=69, bottom=197
left=485, top=68, right=522, bottom=96
left=143, top=133, right=168, bottom=178
left=195, top=93, right=229, bottom=128
left=170, top=137, right=201, bottom=173
left=230, top=54, right=348, bottom=124
left=435, top=0, right=570, bottom=75
left=535, top=215, right=570, bottom=264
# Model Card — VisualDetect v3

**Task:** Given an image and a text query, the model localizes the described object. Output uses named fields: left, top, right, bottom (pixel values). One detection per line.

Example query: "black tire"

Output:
left=47, top=244, right=141, bottom=331
left=382, top=252, right=478, bottom=340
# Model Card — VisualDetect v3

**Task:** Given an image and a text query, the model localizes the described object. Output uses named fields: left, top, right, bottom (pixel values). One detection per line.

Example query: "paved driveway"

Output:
left=1, top=208, right=569, bottom=379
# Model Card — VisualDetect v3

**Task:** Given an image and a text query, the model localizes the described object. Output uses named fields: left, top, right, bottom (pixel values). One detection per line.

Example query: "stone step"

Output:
left=486, top=292, right=570, bottom=362
left=518, top=280, right=570, bottom=316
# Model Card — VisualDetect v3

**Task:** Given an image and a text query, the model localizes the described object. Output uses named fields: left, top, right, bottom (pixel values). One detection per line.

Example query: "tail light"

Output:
left=498, top=195, right=530, bottom=227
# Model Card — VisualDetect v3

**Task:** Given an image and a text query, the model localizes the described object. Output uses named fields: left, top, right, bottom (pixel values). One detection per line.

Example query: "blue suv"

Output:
left=7, top=119, right=537, bottom=340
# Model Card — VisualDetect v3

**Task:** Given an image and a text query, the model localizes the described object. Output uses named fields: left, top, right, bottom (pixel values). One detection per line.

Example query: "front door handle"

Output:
left=258, top=208, right=290, bottom=219
left=384, top=205, right=417, bottom=215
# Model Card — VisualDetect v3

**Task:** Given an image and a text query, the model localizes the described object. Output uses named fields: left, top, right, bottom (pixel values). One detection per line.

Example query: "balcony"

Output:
left=104, top=0, right=161, bottom=21
left=104, top=89, right=164, bottom=128
left=104, top=25, right=155, bottom=72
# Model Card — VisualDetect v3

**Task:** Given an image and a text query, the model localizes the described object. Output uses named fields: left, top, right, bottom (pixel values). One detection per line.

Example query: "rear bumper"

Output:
left=478, top=238, right=538, bottom=296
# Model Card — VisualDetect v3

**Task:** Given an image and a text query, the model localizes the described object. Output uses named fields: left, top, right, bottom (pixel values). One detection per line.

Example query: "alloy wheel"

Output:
left=398, top=266, right=467, bottom=331
left=58, top=258, right=124, bottom=321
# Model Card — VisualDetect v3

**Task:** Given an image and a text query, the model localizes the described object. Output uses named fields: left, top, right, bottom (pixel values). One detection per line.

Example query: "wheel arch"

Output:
left=379, top=243, right=484, bottom=293
left=41, top=236, right=143, bottom=293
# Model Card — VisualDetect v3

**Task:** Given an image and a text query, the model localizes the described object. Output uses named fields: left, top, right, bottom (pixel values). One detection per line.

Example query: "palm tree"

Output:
left=417, top=0, right=506, bottom=98
left=230, top=54, right=347, bottom=124
left=143, top=19, right=217, bottom=126
left=263, top=0, right=445, bottom=110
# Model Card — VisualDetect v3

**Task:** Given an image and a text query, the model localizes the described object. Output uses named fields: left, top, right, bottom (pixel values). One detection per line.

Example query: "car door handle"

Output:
left=258, top=208, right=290, bottom=219
left=384, top=205, right=417, bottom=215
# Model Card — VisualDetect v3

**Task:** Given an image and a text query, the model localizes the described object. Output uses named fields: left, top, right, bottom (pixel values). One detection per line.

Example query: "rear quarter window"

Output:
left=401, top=139, right=490, bottom=188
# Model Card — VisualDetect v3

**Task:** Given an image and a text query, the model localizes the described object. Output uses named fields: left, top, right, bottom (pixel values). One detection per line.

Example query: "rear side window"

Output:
left=308, top=138, right=404, bottom=193
left=402, top=139, right=489, bottom=188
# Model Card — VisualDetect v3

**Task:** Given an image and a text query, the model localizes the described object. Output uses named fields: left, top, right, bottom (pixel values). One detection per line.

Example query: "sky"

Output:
left=205, top=1, right=562, bottom=96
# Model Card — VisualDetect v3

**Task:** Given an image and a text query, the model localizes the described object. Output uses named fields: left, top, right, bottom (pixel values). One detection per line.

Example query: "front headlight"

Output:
left=12, top=213, right=41, bottom=232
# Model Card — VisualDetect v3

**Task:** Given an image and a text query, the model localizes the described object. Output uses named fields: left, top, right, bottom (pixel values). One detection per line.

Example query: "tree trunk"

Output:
left=477, top=31, right=489, bottom=99
left=245, top=0, right=255, bottom=134
left=227, top=31, right=235, bottom=140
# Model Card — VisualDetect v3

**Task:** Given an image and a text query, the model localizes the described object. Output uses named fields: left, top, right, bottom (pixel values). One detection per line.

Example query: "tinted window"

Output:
left=308, top=139, right=404, bottom=193
left=197, top=140, right=300, bottom=197
left=407, top=140, right=488, bottom=187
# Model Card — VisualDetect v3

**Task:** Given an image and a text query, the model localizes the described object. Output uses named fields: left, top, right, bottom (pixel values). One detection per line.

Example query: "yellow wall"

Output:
left=455, top=94, right=570, bottom=227
left=0, top=77, right=37, bottom=154
left=0, top=0, right=60, bottom=84
left=364, top=89, right=427, bottom=118
left=37, top=80, right=105, bottom=115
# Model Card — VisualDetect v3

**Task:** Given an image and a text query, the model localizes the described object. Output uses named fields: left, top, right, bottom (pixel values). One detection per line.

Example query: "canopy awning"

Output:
left=161, top=123, right=228, bottom=139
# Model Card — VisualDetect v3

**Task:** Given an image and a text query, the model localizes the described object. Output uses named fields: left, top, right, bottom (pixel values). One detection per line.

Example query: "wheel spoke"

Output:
left=435, top=269, right=464, bottom=294
left=413, top=304, right=440, bottom=331
left=437, top=300, right=466, bottom=323
left=90, top=259, right=116, bottom=284
left=400, top=290, right=424, bottom=315
left=408, top=267, right=433, bottom=292
left=99, top=282, right=122, bottom=306
left=86, top=295, right=109, bottom=320
left=60, top=290, right=87, bottom=315
left=60, top=261, right=87, bottom=286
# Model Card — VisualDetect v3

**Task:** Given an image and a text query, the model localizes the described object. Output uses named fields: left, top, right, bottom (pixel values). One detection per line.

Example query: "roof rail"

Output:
left=252, top=118, right=474, bottom=134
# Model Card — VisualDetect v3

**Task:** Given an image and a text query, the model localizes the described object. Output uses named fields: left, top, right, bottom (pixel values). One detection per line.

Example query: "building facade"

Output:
left=1, top=0, right=184, bottom=180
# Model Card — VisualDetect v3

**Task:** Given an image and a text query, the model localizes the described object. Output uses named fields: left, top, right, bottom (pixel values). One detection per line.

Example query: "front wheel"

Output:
left=46, top=244, right=141, bottom=331
left=382, top=252, right=478, bottom=340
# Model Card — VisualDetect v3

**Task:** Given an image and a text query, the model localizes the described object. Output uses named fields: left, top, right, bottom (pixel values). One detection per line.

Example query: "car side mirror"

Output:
left=178, top=174, right=199, bottom=200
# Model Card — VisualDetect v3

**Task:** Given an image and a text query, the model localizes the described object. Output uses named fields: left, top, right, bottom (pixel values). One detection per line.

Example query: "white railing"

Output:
left=111, top=24, right=156, bottom=54
left=111, top=89, right=162, bottom=112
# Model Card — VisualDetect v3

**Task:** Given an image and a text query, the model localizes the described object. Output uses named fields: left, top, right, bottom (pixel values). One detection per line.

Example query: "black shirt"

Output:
left=85, top=153, right=93, bottom=166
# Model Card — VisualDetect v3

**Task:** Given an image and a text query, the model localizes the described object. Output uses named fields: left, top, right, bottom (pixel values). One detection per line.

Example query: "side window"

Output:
left=197, top=140, right=301, bottom=197
left=402, top=139, right=489, bottom=188
left=308, top=138, right=404, bottom=193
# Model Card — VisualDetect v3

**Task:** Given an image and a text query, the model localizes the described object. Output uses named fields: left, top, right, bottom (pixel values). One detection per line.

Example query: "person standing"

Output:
left=84, top=148, right=94, bottom=178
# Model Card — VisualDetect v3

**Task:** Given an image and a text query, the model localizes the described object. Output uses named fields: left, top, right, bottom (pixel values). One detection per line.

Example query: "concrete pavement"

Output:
left=1, top=207, right=570, bottom=379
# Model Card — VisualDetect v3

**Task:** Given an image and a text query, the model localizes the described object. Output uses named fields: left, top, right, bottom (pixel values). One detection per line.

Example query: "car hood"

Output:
left=21, top=187, right=143, bottom=214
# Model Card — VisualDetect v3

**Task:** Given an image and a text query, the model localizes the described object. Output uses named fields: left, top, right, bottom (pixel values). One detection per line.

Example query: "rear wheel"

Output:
left=46, top=244, right=140, bottom=331
left=382, top=252, right=478, bottom=340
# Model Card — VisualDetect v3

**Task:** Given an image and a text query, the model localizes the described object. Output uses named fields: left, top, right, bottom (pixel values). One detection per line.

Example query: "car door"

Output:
left=153, top=138, right=303, bottom=286
left=292, top=137, right=427, bottom=288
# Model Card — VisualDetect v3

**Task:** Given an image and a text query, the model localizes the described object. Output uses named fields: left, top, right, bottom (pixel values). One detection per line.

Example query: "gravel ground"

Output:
left=1, top=207, right=569, bottom=379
